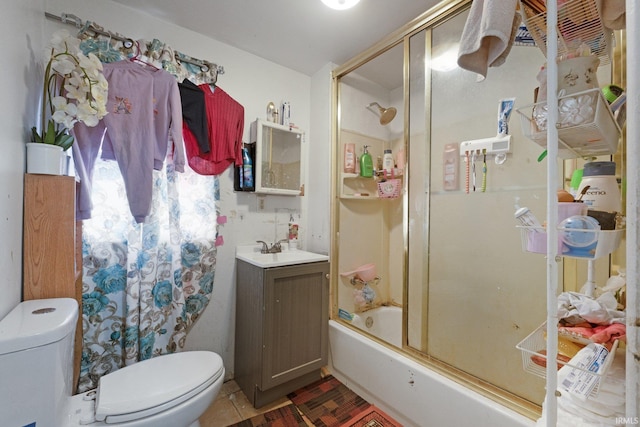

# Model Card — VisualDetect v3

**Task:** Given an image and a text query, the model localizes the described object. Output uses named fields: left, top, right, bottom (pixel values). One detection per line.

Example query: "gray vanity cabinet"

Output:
left=234, top=260, right=329, bottom=408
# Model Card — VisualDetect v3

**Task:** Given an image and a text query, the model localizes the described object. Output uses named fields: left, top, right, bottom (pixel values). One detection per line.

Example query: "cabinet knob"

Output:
left=325, top=274, right=330, bottom=279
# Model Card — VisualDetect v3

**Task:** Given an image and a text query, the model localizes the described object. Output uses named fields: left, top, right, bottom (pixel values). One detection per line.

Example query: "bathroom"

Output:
left=1, top=0, right=638, bottom=426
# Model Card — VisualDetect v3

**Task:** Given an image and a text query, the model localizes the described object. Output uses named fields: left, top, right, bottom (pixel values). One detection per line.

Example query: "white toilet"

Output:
left=0, top=298, right=225, bottom=427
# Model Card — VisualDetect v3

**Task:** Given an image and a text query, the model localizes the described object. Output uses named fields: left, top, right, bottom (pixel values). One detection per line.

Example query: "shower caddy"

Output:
left=514, top=0, right=628, bottom=424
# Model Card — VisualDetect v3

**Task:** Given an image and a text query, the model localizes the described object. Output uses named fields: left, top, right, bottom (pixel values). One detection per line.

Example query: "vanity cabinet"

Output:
left=250, top=118, right=305, bottom=196
left=234, top=260, right=329, bottom=408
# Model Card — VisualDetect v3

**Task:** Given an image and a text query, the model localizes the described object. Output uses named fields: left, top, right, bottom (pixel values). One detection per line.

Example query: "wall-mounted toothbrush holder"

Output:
left=459, top=135, right=511, bottom=158
left=350, top=276, right=380, bottom=286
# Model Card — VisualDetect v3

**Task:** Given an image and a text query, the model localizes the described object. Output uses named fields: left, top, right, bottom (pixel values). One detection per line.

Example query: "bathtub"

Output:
left=328, top=319, right=536, bottom=427
left=350, top=306, right=401, bottom=347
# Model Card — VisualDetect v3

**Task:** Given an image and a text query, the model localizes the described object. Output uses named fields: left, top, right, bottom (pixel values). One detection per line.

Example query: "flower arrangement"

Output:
left=31, top=30, right=108, bottom=150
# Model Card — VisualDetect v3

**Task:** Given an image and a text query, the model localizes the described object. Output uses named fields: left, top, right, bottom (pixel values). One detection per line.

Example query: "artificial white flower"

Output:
left=50, top=29, right=80, bottom=55
left=51, top=57, right=75, bottom=75
left=32, top=30, right=109, bottom=150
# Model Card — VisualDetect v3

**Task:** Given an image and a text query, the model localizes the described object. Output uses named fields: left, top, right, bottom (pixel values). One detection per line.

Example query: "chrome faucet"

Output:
left=256, top=239, right=289, bottom=254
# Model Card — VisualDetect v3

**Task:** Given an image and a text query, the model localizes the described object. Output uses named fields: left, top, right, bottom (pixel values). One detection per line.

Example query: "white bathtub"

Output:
left=328, top=319, right=536, bottom=427
left=350, top=306, right=401, bottom=347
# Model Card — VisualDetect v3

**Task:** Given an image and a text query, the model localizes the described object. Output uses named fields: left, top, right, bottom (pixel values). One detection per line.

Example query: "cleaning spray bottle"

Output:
left=360, top=145, right=373, bottom=178
left=288, top=214, right=299, bottom=250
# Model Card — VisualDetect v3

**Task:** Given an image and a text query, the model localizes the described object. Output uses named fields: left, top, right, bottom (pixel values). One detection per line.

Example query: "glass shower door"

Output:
left=406, top=10, right=550, bottom=404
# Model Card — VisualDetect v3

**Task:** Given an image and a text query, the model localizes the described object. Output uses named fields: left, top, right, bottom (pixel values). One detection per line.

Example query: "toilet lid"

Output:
left=95, top=351, right=223, bottom=423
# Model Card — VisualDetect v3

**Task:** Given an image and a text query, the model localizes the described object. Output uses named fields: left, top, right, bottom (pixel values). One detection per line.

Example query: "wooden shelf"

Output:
left=23, top=173, right=82, bottom=390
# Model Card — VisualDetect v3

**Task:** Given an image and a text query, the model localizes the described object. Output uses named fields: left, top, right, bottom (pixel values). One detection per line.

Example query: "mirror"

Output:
left=250, top=119, right=305, bottom=196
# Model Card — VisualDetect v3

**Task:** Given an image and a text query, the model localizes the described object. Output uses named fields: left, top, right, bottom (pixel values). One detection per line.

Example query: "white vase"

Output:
left=26, top=142, right=64, bottom=175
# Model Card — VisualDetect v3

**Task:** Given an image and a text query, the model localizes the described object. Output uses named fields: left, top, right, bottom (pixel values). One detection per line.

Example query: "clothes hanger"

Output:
left=129, top=40, right=159, bottom=70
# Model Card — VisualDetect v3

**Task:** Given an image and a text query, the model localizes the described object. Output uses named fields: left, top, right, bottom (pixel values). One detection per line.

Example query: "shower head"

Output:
left=368, top=102, right=397, bottom=125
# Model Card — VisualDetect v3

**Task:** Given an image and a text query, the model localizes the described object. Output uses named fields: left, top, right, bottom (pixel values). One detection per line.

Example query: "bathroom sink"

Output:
left=236, top=245, right=329, bottom=268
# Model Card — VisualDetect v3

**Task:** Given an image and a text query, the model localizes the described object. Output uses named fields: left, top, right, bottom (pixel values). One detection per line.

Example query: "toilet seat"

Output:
left=95, top=351, right=223, bottom=424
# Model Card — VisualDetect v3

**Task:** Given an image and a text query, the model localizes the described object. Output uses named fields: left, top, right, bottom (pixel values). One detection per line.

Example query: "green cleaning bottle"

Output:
left=360, top=145, right=374, bottom=178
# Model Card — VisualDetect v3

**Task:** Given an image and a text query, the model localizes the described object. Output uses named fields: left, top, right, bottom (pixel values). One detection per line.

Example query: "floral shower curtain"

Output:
left=78, top=153, right=219, bottom=393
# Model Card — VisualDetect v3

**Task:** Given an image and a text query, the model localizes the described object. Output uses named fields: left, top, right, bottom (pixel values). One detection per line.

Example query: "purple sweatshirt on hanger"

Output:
left=73, top=60, right=184, bottom=223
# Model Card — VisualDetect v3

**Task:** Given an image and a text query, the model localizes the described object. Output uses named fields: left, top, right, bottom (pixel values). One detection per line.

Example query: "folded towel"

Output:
left=590, top=323, right=626, bottom=345
left=559, top=323, right=626, bottom=347
left=457, top=0, right=520, bottom=80
left=601, top=0, right=625, bottom=30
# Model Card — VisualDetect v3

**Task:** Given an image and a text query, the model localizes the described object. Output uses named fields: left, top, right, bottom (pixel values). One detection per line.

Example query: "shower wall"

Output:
left=337, top=129, right=403, bottom=314
left=337, top=66, right=404, bottom=314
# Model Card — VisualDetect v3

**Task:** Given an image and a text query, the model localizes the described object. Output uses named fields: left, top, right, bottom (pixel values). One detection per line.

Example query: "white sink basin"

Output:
left=236, top=245, right=329, bottom=268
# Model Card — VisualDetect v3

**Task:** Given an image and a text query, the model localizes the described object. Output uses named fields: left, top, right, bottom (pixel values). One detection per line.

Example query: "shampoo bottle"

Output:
left=360, top=145, right=374, bottom=178
left=383, top=149, right=394, bottom=173
left=344, top=143, right=356, bottom=173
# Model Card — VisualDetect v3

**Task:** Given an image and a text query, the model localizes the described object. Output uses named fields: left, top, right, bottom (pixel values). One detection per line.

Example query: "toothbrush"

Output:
left=465, top=151, right=470, bottom=194
left=471, top=150, right=477, bottom=192
left=481, top=149, right=487, bottom=192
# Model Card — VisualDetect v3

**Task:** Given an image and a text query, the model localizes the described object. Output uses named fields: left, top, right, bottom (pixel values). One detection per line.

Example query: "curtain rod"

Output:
left=44, top=11, right=225, bottom=75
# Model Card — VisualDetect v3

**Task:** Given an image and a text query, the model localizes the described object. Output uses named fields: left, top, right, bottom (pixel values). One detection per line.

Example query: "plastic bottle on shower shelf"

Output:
left=360, top=145, right=373, bottom=178
left=344, top=143, right=356, bottom=173
left=383, top=149, right=394, bottom=174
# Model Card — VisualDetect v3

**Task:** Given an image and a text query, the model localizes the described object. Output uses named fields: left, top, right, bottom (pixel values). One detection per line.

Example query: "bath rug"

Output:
left=338, top=405, right=403, bottom=427
left=287, top=375, right=372, bottom=427
left=227, top=403, right=307, bottom=427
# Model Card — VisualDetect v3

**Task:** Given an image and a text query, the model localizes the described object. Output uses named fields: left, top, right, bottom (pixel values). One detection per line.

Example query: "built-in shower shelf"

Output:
left=340, top=171, right=403, bottom=200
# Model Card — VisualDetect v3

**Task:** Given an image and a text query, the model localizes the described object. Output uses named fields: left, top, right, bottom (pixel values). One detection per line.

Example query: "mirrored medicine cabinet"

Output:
left=247, top=119, right=305, bottom=196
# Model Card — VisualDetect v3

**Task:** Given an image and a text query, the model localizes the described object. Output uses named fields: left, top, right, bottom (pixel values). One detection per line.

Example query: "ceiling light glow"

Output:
left=430, top=45, right=460, bottom=72
left=321, top=0, right=361, bottom=10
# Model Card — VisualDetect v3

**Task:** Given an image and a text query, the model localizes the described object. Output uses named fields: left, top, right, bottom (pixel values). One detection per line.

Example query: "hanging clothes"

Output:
left=178, top=78, right=210, bottom=154
left=73, top=60, right=184, bottom=223
left=183, top=84, right=244, bottom=176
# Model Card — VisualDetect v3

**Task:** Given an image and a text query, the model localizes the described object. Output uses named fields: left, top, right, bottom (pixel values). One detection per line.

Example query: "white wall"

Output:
left=0, top=0, right=47, bottom=319
left=0, top=0, right=333, bottom=379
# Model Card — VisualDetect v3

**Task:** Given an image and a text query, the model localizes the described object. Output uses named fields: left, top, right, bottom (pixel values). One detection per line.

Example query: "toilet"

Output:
left=0, top=298, right=225, bottom=427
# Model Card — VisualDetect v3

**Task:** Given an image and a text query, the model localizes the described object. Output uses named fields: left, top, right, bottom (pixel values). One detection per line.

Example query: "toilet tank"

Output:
left=0, top=298, right=78, bottom=426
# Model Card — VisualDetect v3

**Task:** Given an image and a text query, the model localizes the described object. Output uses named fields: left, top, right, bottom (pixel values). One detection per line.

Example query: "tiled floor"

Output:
left=199, top=380, right=314, bottom=427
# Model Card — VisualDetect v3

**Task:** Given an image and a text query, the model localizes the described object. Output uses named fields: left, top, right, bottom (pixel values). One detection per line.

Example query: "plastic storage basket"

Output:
left=516, top=322, right=619, bottom=397
left=518, top=226, right=624, bottom=259
left=516, top=89, right=621, bottom=159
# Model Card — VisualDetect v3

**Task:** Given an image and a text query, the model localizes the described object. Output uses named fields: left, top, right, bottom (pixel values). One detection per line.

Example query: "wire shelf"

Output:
left=520, top=0, right=613, bottom=65
left=516, top=322, right=619, bottom=397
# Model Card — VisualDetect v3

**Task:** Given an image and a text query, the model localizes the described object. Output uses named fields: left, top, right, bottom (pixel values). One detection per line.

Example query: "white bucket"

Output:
left=26, top=143, right=63, bottom=175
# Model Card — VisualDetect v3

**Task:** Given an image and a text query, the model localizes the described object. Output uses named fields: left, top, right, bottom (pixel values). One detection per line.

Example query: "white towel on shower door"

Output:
left=457, top=0, right=520, bottom=81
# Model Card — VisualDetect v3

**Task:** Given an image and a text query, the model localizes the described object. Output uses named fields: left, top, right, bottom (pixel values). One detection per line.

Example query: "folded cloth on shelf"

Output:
left=590, top=323, right=626, bottom=345
left=559, top=323, right=626, bottom=347
left=601, top=0, right=626, bottom=30
left=457, top=0, right=519, bottom=80
left=557, top=292, right=625, bottom=326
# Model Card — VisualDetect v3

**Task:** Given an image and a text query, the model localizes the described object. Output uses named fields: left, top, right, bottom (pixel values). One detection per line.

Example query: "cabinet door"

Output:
left=251, top=119, right=304, bottom=196
left=261, top=262, right=329, bottom=390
